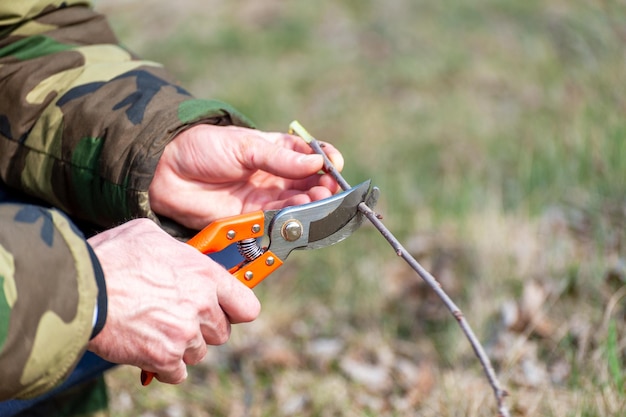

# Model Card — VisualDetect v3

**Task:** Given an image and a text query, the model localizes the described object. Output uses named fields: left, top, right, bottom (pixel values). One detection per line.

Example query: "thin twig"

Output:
left=290, top=121, right=511, bottom=417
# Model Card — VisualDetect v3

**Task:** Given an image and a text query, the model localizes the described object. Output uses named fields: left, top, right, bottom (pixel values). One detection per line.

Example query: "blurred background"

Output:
left=97, top=1, right=625, bottom=415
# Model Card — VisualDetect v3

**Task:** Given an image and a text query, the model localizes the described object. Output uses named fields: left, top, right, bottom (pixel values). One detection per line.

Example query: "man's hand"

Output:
left=86, top=219, right=261, bottom=384
left=149, top=124, right=345, bottom=230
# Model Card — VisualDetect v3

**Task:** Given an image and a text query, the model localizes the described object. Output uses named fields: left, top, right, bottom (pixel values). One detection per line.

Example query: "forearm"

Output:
left=0, top=202, right=106, bottom=400
left=0, top=2, right=253, bottom=228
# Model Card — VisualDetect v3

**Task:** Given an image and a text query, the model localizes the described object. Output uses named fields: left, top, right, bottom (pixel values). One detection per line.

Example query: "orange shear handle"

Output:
left=141, top=211, right=283, bottom=386
left=187, top=211, right=265, bottom=254
left=188, top=210, right=283, bottom=287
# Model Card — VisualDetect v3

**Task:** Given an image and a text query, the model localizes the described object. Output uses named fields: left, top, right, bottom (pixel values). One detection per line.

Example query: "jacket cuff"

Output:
left=86, top=242, right=107, bottom=339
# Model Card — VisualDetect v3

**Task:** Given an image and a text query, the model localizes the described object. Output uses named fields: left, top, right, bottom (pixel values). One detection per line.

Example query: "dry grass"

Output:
left=97, top=1, right=626, bottom=415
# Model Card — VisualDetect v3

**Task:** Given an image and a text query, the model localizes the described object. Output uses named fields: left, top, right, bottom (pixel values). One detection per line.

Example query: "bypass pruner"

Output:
left=187, top=179, right=379, bottom=288
left=141, top=180, right=379, bottom=385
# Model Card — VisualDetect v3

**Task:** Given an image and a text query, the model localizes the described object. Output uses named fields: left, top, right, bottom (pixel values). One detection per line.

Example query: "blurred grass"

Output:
left=100, top=0, right=626, bottom=416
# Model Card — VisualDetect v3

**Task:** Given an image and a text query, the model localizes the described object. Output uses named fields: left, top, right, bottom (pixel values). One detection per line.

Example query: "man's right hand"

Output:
left=86, top=218, right=261, bottom=384
left=149, top=124, right=345, bottom=230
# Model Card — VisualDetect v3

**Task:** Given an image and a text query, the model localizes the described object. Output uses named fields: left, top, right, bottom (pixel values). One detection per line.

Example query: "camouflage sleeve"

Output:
left=0, top=1, right=255, bottom=229
left=0, top=202, right=106, bottom=400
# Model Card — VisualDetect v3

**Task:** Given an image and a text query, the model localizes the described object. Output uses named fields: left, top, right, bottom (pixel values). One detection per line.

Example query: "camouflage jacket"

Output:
left=0, top=202, right=105, bottom=401
left=0, top=0, right=253, bottom=400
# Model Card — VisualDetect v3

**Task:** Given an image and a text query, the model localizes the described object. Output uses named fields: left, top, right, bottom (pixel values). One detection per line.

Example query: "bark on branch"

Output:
left=290, top=121, right=510, bottom=417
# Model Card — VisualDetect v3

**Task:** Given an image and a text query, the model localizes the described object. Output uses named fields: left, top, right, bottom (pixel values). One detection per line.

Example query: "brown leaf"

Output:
left=502, top=279, right=554, bottom=338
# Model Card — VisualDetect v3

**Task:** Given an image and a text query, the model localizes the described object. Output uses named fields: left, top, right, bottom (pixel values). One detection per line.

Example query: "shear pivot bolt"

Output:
left=244, top=271, right=254, bottom=281
left=227, top=230, right=236, bottom=240
left=252, top=224, right=261, bottom=234
left=281, top=220, right=303, bottom=242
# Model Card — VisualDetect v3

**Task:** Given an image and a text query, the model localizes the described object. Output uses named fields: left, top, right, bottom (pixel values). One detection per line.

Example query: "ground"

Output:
left=96, top=1, right=625, bottom=415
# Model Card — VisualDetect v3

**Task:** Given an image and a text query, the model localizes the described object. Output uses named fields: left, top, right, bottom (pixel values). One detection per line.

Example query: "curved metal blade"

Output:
left=306, top=184, right=379, bottom=250
left=268, top=180, right=378, bottom=259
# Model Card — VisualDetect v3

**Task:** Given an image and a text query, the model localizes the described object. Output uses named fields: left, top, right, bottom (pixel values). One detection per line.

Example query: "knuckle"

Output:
left=180, top=323, right=199, bottom=342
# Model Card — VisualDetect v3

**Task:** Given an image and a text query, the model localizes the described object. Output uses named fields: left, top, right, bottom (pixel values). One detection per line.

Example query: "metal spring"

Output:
left=237, top=238, right=264, bottom=261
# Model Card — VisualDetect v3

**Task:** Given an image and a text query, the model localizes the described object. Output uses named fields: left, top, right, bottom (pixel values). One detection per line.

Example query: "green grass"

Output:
left=101, top=0, right=626, bottom=415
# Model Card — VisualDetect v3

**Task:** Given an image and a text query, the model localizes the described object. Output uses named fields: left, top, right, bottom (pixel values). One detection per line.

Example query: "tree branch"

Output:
left=290, top=121, right=510, bottom=417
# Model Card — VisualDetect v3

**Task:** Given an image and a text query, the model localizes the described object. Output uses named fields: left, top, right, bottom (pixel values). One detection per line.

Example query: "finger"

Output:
left=200, top=316, right=232, bottom=345
left=276, top=187, right=320, bottom=203
left=306, top=185, right=336, bottom=201
left=154, top=360, right=188, bottom=384
left=263, top=171, right=341, bottom=196
left=239, top=137, right=326, bottom=180
left=318, top=173, right=343, bottom=193
left=257, top=150, right=326, bottom=179
left=261, top=193, right=313, bottom=211
left=260, top=186, right=336, bottom=210
left=214, top=273, right=261, bottom=324
left=183, top=333, right=208, bottom=366
left=315, top=142, right=345, bottom=173
left=278, top=134, right=345, bottom=173
left=196, top=281, right=233, bottom=345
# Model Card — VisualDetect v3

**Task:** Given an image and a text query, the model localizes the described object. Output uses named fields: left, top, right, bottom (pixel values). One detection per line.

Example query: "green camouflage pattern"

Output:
left=0, top=1, right=88, bottom=30
left=0, top=203, right=98, bottom=400
left=0, top=0, right=254, bottom=230
left=0, top=1, right=255, bottom=412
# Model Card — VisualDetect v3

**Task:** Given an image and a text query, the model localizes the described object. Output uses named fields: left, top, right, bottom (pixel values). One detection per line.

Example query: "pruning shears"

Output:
left=141, top=180, right=379, bottom=385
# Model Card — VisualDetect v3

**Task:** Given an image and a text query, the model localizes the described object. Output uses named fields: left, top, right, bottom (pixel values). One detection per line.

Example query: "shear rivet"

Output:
left=281, top=220, right=303, bottom=242
left=244, top=271, right=254, bottom=281
left=252, top=224, right=261, bottom=234
left=227, top=230, right=236, bottom=240
left=266, top=256, right=275, bottom=266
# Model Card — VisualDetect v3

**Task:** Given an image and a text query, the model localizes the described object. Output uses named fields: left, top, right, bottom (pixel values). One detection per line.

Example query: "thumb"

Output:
left=240, top=139, right=327, bottom=179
